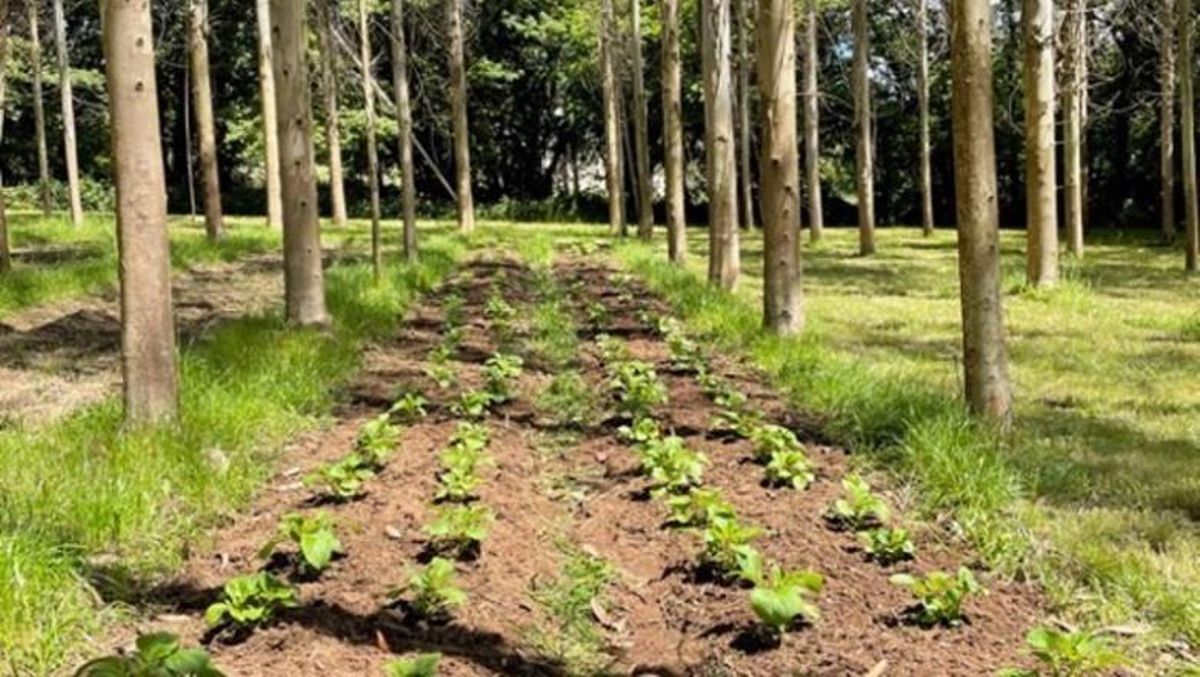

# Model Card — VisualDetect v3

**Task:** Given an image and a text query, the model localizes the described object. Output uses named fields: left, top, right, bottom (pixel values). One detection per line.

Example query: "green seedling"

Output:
left=258, top=511, right=343, bottom=574
left=608, top=361, right=668, bottom=417
left=859, top=527, right=915, bottom=565
left=765, top=449, right=816, bottom=490
left=74, top=633, right=223, bottom=677
left=428, top=343, right=454, bottom=366
left=828, top=474, right=891, bottom=530
left=711, top=407, right=763, bottom=439
left=665, top=488, right=736, bottom=528
left=305, top=453, right=375, bottom=501
left=453, top=389, right=494, bottom=420
left=641, top=436, right=707, bottom=497
left=750, top=566, right=824, bottom=637
left=400, top=557, right=467, bottom=619
left=617, top=416, right=661, bottom=446
left=535, top=371, right=596, bottom=427
left=595, top=334, right=630, bottom=363
left=424, top=363, right=457, bottom=390
left=666, top=331, right=707, bottom=372
left=890, top=567, right=982, bottom=626
left=701, top=515, right=763, bottom=582
left=390, top=392, right=429, bottom=423
left=356, top=413, right=401, bottom=469
left=749, top=424, right=803, bottom=464
left=204, top=572, right=298, bottom=628
left=585, top=301, right=609, bottom=326
left=449, top=422, right=490, bottom=453
left=443, top=294, right=466, bottom=328
left=484, top=353, right=524, bottom=402
left=435, top=462, right=482, bottom=503
left=384, top=653, right=442, bottom=677
left=425, top=504, right=495, bottom=556
left=485, top=294, right=516, bottom=323
left=998, top=626, right=1128, bottom=677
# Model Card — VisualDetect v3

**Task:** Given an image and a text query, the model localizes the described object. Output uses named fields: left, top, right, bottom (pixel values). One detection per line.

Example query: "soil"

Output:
left=96, top=253, right=1044, bottom=676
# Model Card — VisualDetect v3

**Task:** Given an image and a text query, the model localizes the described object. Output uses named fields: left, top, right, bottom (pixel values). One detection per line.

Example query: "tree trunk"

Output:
left=52, top=0, right=81, bottom=227
left=735, top=0, right=754, bottom=231
left=255, top=0, right=284, bottom=229
left=28, top=2, right=50, bottom=217
left=188, top=0, right=223, bottom=242
left=0, top=0, right=11, bottom=272
left=1062, top=0, right=1085, bottom=257
left=630, top=0, right=654, bottom=240
left=852, top=0, right=876, bottom=255
left=391, top=0, right=418, bottom=262
left=601, top=0, right=625, bottom=236
left=757, top=0, right=802, bottom=334
left=1181, top=0, right=1200, bottom=270
left=950, top=0, right=1012, bottom=428
left=1023, top=0, right=1058, bottom=286
left=1162, top=0, right=1177, bottom=243
left=316, top=0, right=349, bottom=230
left=102, top=0, right=179, bottom=425
left=359, top=0, right=383, bottom=280
left=447, top=0, right=475, bottom=232
left=702, top=0, right=740, bottom=289
left=917, top=0, right=934, bottom=236
left=802, top=0, right=823, bottom=241
left=661, top=0, right=686, bottom=262
left=271, top=0, right=330, bottom=327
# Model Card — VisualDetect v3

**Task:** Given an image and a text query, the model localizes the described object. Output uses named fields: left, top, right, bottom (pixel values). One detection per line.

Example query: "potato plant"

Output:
left=204, top=572, right=299, bottom=629
left=384, top=653, right=442, bottom=677
left=711, top=407, right=762, bottom=440
left=355, top=413, right=401, bottom=469
left=665, top=488, right=736, bottom=528
left=749, top=567, right=824, bottom=638
left=74, top=633, right=223, bottom=677
left=595, top=334, right=630, bottom=364
left=859, top=527, right=915, bottom=565
left=305, top=453, right=375, bottom=501
left=389, top=392, right=429, bottom=423
left=617, top=416, right=661, bottom=447
left=424, top=504, right=495, bottom=556
left=453, top=389, right=494, bottom=420
left=483, top=353, right=524, bottom=403
left=424, top=363, right=457, bottom=390
left=998, top=627, right=1128, bottom=677
left=890, top=567, right=982, bottom=627
left=258, top=511, right=343, bottom=574
left=749, top=424, right=804, bottom=464
left=828, top=474, right=891, bottom=530
left=700, top=515, right=764, bottom=583
left=764, top=449, right=816, bottom=490
left=640, top=436, right=707, bottom=497
left=401, top=557, right=467, bottom=620
left=607, top=361, right=668, bottom=418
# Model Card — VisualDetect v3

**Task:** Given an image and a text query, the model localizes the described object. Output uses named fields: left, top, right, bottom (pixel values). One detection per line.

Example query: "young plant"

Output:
left=749, top=424, right=804, bottom=464
left=443, top=293, right=466, bottom=328
left=74, top=633, right=223, bottom=677
left=665, top=487, right=736, bottom=528
left=608, top=361, right=668, bottom=418
left=384, top=653, right=442, bottom=677
left=485, top=293, right=516, bottom=323
left=701, top=515, right=763, bottom=582
left=711, top=407, right=763, bottom=439
left=764, top=449, right=816, bottom=490
left=483, top=353, right=524, bottom=402
left=435, top=461, right=483, bottom=503
left=617, top=416, right=661, bottom=447
left=859, top=527, right=916, bottom=565
left=998, top=627, right=1128, bottom=677
left=453, top=389, right=494, bottom=420
left=641, top=436, right=707, bottom=496
left=204, top=572, right=299, bottom=628
left=665, top=330, right=707, bottom=372
left=425, top=504, right=495, bottom=556
left=749, top=567, right=824, bottom=637
left=828, top=474, right=891, bottom=530
left=390, top=392, right=429, bottom=423
left=424, top=363, right=457, bottom=390
left=449, top=422, right=490, bottom=453
left=258, top=511, right=343, bottom=574
left=890, top=567, right=983, bottom=627
left=535, top=371, right=596, bottom=427
left=305, top=453, right=375, bottom=501
left=355, top=413, right=401, bottom=469
left=595, top=334, right=629, bottom=363
left=527, top=545, right=615, bottom=674
left=401, top=557, right=467, bottom=619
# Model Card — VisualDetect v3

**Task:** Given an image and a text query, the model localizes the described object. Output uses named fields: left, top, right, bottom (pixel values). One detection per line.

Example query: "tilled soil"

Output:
left=99, top=254, right=1042, bottom=676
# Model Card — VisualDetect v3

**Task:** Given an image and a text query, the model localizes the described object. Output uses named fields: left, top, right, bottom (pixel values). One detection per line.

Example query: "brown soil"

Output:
left=96, top=255, right=1043, bottom=676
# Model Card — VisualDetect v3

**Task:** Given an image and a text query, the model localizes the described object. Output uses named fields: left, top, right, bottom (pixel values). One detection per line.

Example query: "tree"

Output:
left=359, top=0, right=383, bottom=280
left=852, top=0, right=876, bottom=255
left=0, top=0, right=10, bottom=271
left=255, top=0, right=284, bottom=229
left=757, top=0, right=802, bottom=334
left=102, top=0, right=179, bottom=424
left=950, top=0, right=1012, bottom=427
left=1023, top=0, right=1058, bottom=286
left=447, top=0, right=475, bottom=232
left=802, top=0, right=823, bottom=241
left=661, top=0, right=686, bottom=262
left=391, top=0, right=418, bottom=262
left=630, top=0, right=653, bottom=240
left=1062, top=0, right=1086, bottom=257
left=916, top=0, right=934, bottom=236
left=51, top=0, right=81, bottom=227
left=316, top=0, right=349, bottom=230
left=701, top=0, right=739, bottom=289
left=601, top=0, right=625, bottom=236
left=1162, top=0, right=1177, bottom=243
left=188, top=0, right=223, bottom=242
left=27, top=1, right=50, bottom=217
left=1181, top=0, right=1200, bottom=270
left=271, top=0, right=330, bottom=327
left=735, top=0, right=754, bottom=230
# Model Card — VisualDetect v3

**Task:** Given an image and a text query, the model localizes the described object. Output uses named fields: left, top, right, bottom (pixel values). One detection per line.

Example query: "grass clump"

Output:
left=527, top=544, right=616, bottom=675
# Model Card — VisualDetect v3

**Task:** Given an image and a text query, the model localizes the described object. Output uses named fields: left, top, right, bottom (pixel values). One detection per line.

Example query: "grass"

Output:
left=0, top=223, right=464, bottom=674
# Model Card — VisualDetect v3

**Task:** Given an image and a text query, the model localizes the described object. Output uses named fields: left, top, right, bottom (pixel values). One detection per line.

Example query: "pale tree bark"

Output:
left=271, top=0, right=330, bottom=327
left=1162, top=0, right=1177, bottom=242
left=757, top=0, right=802, bottom=334
left=1062, top=0, right=1085, bottom=257
left=1181, top=0, right=1199, bottom=270
left=447, top=0, right=475, bottom=232
left=188, top=0, right=223, bottom=242
left=28, top=1, right=50, bottom=216
left=701, top=0, right=740, bottom=290
left=852, top=0, right=876, bottom=255
left=601, top=0, right=625, bottom=236
left=255, top=0, right=284, bottom=229
left=802, top=0, right=823, bottom=241
left=917, top=0, right=934, bottom=236
left=950, top=0, right=1012, bottom=428
left=0, top=0, right=11, bottom=272
left=316, top=0, right=349, bottom=229
left=359, top=0, right=383, bottom=280
left=1023, top=0, right=1058, bottom=286
left=51, top=0, right=81, bottom=227
left=630, top=0, right=653, bottom=239
left=102, top=0, right=179, bottom=425
left=661, top=0, right=686, bottom=262
left=391, top=0, right=418, bottom=262
left=735, top=0, right=754, bottom=230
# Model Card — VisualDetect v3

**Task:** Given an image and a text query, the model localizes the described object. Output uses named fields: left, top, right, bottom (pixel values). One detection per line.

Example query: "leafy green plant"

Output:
left=401, top=557, right=467, bottom=619
left=998, top=627, right=1128, bottom=677
left=617, top=416, right=661, bottom=446
left=701, top=515, right=763, bottom=582
left=595, top=334, right=629, bottom=363
left=749, top=424, right=803, bottom=464
left=424, top=504, right=495, bottom=556
left=258, top=511, right=343, bottom=574
left=711, top=407, right=763, bottom=439
left=764, top=449, right=816, bottom=490
left=485, top=293, right=516, bottom=323
left=665, top=488, right=735, bottom=527
left=666, top=331, right=707, bottom=372
left=384, top=653, right=441, bottom=677
left=443, top=293, right=466, bottom=328
left=828, top=474, right=891, bottom=529
left=535, top=371, right=596, bottom=427
left=859, top=527, right=915, bottom=565
left=305, top=453, right=375, bottom=500
left=585, top=301, right=609, bottom=326
left=483, top=353, right=524, bottom=402
left=453, top=389, right=494, bottom=420
left=641, top=436, right=707, bottom=496
left=204, top=572, right=299, bottom=628
left=527, top=545, right=615, bottom=674
left=749, top=567, right=824, bottom=637
left=890, top=567, right=982, bottom=626
left=389, top=392, right=429, bottom=423
left=355, top=413, right=401, bottom=468
left=608, top=361, right=668, bottom=417
left=74, top=633, right=223, bottom=677
left=449, top=422, right=490, bottom=452
left=435, top=461, right=483, bottom=503
left=424, top=363, right=457, bottom=390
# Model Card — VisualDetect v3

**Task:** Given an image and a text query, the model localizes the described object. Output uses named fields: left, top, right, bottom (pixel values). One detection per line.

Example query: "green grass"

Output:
left=0, top=223, right=463, bottom=674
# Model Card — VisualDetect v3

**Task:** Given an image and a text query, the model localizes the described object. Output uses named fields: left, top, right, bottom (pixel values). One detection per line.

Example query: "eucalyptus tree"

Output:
left=447, top=0, right=476, bottom=232
left=630, top=0, right=653, bottom=240
left=802, top=0, right=823, bottom=241
left=0, top=0, right=11, bottom=271
left=1023, top=0, right=1058, bottom=286
left=316, top=0, right=349, bottom=229
left=701, top=0, right=739, bottom=289
left=255, top=0, right=283, bottom=229
left=1181, top=0, right=1199, bottom=271
left=188, top=0, right=223, bottom=241
left=852, top=0, right=875, bottom=255
left=1062, top=0, right=1086, bottom=256
left=359, top=0, right=383, bottom=280
left=601, top=0, right=625, bottom=235
left=661, top=0, right=686, bottom=261
left=27, top=1, right=50, bottom=216
left=391, top=0, right=418, bottom=261
left=52, top=0, right=81, bottom=226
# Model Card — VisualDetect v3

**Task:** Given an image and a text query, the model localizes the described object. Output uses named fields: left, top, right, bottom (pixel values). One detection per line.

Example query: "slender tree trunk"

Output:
left=102, top=0, right=179, bottom=425
left=188, top=0, right=223, bottom=242
left=601, top=0, right=625, bottom=236
left=661, top=0, right=686, bottom=262
left=255, top=0, right=284, bottom=229
left=391, top=0, right=418, bottom=262
left=630, top=0, right=654, bottom=239
left=1023, top=0, right=1058, bottom=286
left=271, top=0, right=330, bottom=326
left=1162, top=0, right=1177, bottom=242
left=735, top=0, right=754, bottom=231
left=802, top=0, right=823, bottom=241
left=757, top=0, right=802, bottom=334
left=183, top=67, right=198, bottom=226
left=852, top=0, right=876, bottom=255
left=1062, top=0, right=1085, bottom=257
left=52, top=0, right=81, bottom=226
left=950, top=0, right=1012, bottom=428
left=359, top=0, right=383, bottom=280
left=0, top=0, right=11, bottom=272
left=316, top=0, right=349, bottom=229
left=701, top=0, right=740, bottom=289
left=917, top=0, right=934, bottom=236
left=1181, top=0, right=1200, bottom=270
left=447, top=0, right=475, bottom=232
left=28, top=2, right=50, bottom=216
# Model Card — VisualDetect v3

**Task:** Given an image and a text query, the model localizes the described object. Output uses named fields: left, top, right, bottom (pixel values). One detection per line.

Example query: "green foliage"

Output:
left=617, top=416, right=661, bottom=446
left=425, top=505, right=495, bottom=556
left=355, top=413, right=402, bottom=469
left=389, top=392, right=429, bottom=423
left=711, top=407, right=763, bottom=439
left=998, top=627, right=1128, bottom=677
left=527, top=546, right=615, bottom=675
left=890, top=567, right=982, bottom=627
left=453, top=389, right=494, bottom=420
left=701, top=515, right=763, bottom=582
left=607, top=361, right=668, bottom=417
left=449, top=422, right=490, bottom=452
left=73, top=633, right=223, bottom=677
left=485, top=293, right=517, bottom=323
left=403, top=558, right=468, bottom=619
left=204, top=573, right=299, bottom=628
left=436, top=424, right=492, bottom=502
left=858, top=527, right=916, bottom=565
left=749, top=424, right=804, bottom=464
left=258, top=512, right=343, bottom=574
left=384, top=654, right=441, bottom=677
left=483, top=353, right=525, bottom=402
left=665, top=488, right=736, bottom=528
left=828, top=474, right=891, bottom=530
left=535, top=371, right=596, bottom=427
left=442, top=294, right=466, bottom=328
left=640, top=436, right=707, bottom=497
left=595, top=334, right=630, bottom=363
left=749, top=567, right=824, bottom=636
left=764, top=449, right=816, bottom=490
left=306, top=453, right=375, bottom=501
left=665, top=329, right=708, bottom=372
left=424, top=363, right=458, bottom=390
